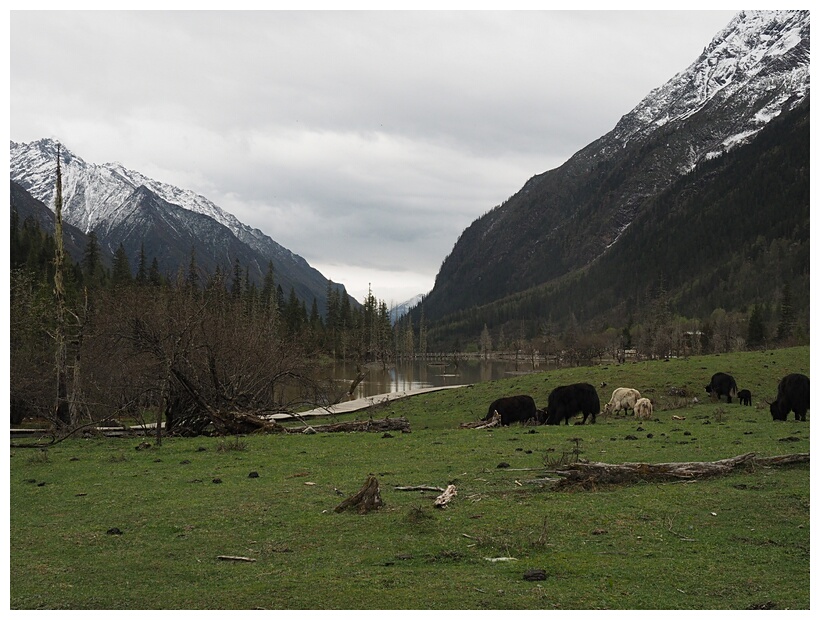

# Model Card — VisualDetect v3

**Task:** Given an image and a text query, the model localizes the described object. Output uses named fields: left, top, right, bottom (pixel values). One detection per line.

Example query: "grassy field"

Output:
left=9, top=347, right=810, bottom=610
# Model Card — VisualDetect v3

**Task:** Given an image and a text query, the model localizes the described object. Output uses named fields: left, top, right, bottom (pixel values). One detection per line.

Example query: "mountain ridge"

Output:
left=9, top=138, right=352, bottom=314
left=418, top=10, right=809, bottom=329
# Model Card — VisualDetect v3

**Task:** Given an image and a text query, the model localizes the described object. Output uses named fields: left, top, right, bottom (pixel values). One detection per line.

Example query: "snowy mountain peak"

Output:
left=10, top=138, right=351, bottom=314
left=614, top=10, right=809, bottom=157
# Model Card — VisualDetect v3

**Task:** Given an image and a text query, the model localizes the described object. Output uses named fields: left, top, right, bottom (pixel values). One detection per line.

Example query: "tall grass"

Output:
left=10, top=347, right=809, bottom=609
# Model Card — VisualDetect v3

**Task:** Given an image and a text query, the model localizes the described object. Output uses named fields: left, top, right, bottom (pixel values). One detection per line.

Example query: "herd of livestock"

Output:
left=481, top=372, right=810, bottom=427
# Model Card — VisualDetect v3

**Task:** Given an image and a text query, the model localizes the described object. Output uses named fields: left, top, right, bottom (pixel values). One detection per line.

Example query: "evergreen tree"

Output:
left=309, top=298, right=321, bottom=329
left=230, top=259, right=243, bottom=301
left=82, top=230, right=101, bottom=282
left=262, top=261, right=276, bottom=312
left=148, top=257, right=162, bottom=287
left=776, top=284, right=795, bottom=341
left=747, top=304, right=767, bottom=347
left=136, top=242, right=148, bottom=285
left=186, top=247, right=200, bottom=290
left=111, top=243, right=132, bottom=286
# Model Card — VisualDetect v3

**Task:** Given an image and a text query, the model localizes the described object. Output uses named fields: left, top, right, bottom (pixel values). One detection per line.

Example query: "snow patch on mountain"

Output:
left=10, top=138, right=306, bottom=269
left=612, top=10, right=809, bottom=157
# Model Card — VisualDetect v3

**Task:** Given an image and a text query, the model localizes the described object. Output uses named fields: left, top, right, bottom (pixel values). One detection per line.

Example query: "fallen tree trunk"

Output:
left=532, top=453, right=808, bottom=489
left=284, top=416, right=410, bottom=434
left=218, top=411, right=286, bottom=435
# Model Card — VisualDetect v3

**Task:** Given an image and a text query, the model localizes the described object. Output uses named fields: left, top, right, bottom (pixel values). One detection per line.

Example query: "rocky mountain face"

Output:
left=419, top=10, right=810, bottom=323
left=9, top=138, right=350, bottom=314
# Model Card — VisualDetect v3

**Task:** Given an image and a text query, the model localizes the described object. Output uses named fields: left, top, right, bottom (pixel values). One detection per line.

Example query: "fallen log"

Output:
left=221, top=411, right=285, bottom=434
left=751, top=453, right=809, bottom=467
left=284, top=416, right=410, bottom=434
left=334, top=476, right=384, bottom=514
left=538, top=452, right=809, bottom=489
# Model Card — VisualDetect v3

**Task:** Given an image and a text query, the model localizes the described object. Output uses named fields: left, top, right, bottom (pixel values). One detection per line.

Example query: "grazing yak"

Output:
left=737, top=389, right=752, bottom=406
left=483, top=394, right=542, bottom=426
left=634, top=397, right=654, bottom=420
left=770, top=373, right=809, bottom=421
left=603, top=387, right=641, bottom=417
left=705, top=372, right=739, bottom=403
left=545, top=383, right=600, bottom=425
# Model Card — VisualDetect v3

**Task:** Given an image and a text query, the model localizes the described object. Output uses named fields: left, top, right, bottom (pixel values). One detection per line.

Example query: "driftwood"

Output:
left=434, top=484, right=457, bottom=508
left=534, top=452, right=809, bottom=489
left=460, top=411, right=501, bottom=429
left=334, top=476, right=384, bottom=514
left=284, top=416, right=410, bottom=434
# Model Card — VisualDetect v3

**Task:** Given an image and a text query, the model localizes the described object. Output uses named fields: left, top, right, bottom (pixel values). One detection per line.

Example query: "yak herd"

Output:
left=481, top=372, right=809, bottom=427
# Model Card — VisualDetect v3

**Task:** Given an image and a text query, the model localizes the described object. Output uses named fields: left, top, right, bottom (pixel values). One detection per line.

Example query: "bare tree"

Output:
left=52, top=145, right=71, bottom=428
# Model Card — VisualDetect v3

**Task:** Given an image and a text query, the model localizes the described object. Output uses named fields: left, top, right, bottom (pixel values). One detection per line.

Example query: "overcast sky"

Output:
left=9, top=9, right=739, bottom=305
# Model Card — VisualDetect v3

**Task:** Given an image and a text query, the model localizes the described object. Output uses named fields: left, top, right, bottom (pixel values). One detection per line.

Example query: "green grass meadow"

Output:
left=9, top=347, right=810, bottom=609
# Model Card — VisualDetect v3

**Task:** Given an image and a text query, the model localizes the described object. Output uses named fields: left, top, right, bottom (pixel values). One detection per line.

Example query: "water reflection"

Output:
left=328, top=358, right=549, bottom=400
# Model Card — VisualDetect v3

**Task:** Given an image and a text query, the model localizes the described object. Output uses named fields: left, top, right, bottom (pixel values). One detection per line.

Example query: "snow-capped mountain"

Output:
left=612, top=10, right=809, bottom=163
left=420, top=10, right=810, bottom=322
left=9, top=138, right=351, bottom=313
left=390, top=293, right=425, bottom=323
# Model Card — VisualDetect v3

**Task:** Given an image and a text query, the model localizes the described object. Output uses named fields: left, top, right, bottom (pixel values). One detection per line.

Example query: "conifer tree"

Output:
left=262, top=261, right=276, bottom=312
left=82, top=230, right=101, bottom=283
left=136, top=242, right=148, bottom=285
left=231, top=258, right=243, bottom=301
left=148, top=257, right=162, bottom=287
left=186, top=247, right=200, bottom=290
left=747, top=304, right=767, bottom=347
left=112, top=243, right=132, bottom=285
left=776, top=284, right=795, bottom=341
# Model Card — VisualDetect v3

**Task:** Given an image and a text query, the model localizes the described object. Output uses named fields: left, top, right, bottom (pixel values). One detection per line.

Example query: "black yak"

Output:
left=545, top=383, right=600, bottom=425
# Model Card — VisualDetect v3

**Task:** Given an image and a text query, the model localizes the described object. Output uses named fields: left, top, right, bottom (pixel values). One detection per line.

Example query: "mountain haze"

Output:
left=416, top=10, right=809, bottom=344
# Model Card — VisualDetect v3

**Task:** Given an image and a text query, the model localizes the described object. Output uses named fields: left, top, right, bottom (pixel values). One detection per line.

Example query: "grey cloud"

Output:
left=10, top=10, right=738, bottom=301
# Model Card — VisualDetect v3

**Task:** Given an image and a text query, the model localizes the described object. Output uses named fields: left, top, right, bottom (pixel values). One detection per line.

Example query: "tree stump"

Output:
left=334, top=476, right=384, bottom=514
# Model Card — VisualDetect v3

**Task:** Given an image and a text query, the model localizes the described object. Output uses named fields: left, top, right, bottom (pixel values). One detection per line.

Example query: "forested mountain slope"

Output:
left=422, top=96, right=809, bottom=351
left=413, top=11, right=809, bottom=350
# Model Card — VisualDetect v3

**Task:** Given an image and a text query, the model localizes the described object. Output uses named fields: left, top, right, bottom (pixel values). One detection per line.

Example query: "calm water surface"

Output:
left=328, top=358, right=551, bottom=400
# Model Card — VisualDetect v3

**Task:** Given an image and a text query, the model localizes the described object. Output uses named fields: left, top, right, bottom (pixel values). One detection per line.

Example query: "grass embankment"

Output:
left=10, top=347, right=810, bottom=609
